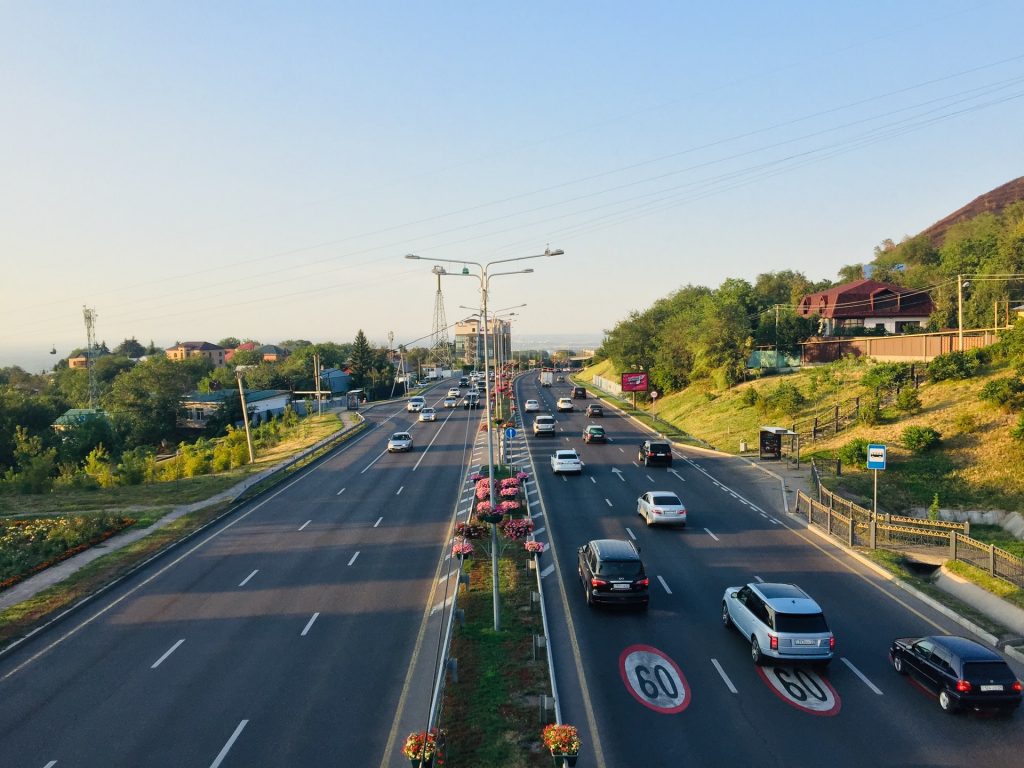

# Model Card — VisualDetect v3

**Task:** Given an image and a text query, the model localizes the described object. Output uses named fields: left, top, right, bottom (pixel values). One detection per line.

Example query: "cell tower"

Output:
left=83, top=305, right=99, bottom=409
left=430, top=265, right=454, bottom=370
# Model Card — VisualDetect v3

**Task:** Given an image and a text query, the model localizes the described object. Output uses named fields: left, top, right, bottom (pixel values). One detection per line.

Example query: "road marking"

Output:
left=209, top=720, right=248, bottom=768
left=562, top=475, right=567, bottom=482
left=374, top=517, right=383, bottom=528
left=348, top=552, right=360, bottom=566
left=300, top=612, right=320, bottom=637
left=611, top=468, right=625, bottom=482
left=754, top=575, right=764, bottom=582
left=657, top=575, right=672, bottom=594
left=769, top=518, right=781, bottom=525
left=618, top=447, right=624, bottom=453
left=298, top=520, right=311, bottom=531
left=361, top=450, right=386, bottom=473
left=590, top=476, right=596, bottom=484
left=711, top=658, right=738, bottom=694
left=541, top=564, right=555, bottom=578
left=842, top=657, right=883, bottom=695
left=430, top=596, right=455, bottom=614
left=151, top=639, right=185, bottom=669
left=668, top=468, right=686, bottom=482
left=396, top=486, right=404, bottom=495
left=704, top=528, right=719, bottom=542
left=238, top=570, right=258, bottom=587
left=646, top=474, right=654, bottom=483
left=605, top=498, right=613, bottom=507
left=757, top=666, right=841, bottom=715
left=336, top=487, right=346, bottom=495
left=625, top=527, right=637, bottom=540
left=43, top=762, right=57, bottom=768
left=534, top=526, right=546, bottom=535
left=620, top=644, right=691, bottom=714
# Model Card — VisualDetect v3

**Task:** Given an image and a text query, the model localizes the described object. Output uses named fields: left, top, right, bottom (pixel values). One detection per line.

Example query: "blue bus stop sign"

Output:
left=504, top=427, right=517, bottom=440
left=866, top=444, right=886, bottom=470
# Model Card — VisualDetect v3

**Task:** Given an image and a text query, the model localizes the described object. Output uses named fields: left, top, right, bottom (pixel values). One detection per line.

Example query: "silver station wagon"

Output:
left=722, top=582, right=834, bottom=666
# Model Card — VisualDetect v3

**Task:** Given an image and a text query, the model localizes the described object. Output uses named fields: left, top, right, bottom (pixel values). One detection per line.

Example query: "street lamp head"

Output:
left=462, top=265, right=470, bottom=275
left=404, top=253, right=421, bottom=260
left=522, top=268, right=534, bottom=273
left=545, top=248, right=564, bottom=257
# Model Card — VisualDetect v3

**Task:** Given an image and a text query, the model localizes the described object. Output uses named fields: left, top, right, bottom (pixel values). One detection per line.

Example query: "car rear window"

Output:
left=772, top=612, right=828, bottom=633
left=651, top=494, right=680, bottom=506
left=597, top=561, right=642, bottom=579
left=650, top=443, right=670, bottom=452
left=963, top=661, right=1015, bottom=682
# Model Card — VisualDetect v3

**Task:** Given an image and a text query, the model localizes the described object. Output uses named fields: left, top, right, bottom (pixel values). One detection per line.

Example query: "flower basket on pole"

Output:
left=542, top=724, right=581, bottom=766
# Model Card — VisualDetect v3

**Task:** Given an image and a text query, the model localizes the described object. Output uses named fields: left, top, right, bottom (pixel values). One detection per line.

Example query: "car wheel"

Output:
left=750, top=636, right=765, bottom=666
left=939, top=689, right=960, bottom=713
left=892, top=654, right=906, bottom=675
left=584, top=582, right=594, bottom=607
left=721, top=602, right=733, bottom=629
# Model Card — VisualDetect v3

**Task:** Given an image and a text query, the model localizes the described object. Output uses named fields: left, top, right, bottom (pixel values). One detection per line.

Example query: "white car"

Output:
left=533, top=415, right=556, bottom=436
left=551, top=449, right=583, bottom=474
left=419, top=407, right=437, bottom=422
left=523, top=399, right=541, bottom=412
left=406, top=396, right=425, bottom=413
left=637, top=491, right=687, bottom=526
left=448, top=387, right=461, bottom=398
left=556, top=397, right=573, bottom=412
left=387, top=432, right=414, bottom=452
left=443, top=396, right=458, bottom=409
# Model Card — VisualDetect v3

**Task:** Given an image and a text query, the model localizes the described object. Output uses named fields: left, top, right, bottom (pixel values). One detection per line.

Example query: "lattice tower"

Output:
left=430, top=266, right=454, bottom=369
left=83, top=306, right=99, bottom=409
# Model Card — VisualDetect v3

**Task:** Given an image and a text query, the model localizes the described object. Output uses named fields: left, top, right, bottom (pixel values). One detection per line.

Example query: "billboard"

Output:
left=620, top=372, right=649, bottom=392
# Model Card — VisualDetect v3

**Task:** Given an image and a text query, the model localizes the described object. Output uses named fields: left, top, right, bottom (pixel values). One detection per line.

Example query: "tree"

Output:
left=348, top=330, right=374, bottom=389
left=113, top=337, right=146, bottom=358
left=218, top=337, right=241, bottom=349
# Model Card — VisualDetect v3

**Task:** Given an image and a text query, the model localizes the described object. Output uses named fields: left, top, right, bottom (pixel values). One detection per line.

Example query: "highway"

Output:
left=515, top=374, right=1024, bottom=768
left=0, top=392, right=478, bottom=768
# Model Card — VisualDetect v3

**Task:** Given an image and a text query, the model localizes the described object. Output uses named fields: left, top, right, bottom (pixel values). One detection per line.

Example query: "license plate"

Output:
left=613, top=583, right=630, bottom=590
left=980, top=684, right=1003, bottom=692
left=793, top=639, right=817, bottom=646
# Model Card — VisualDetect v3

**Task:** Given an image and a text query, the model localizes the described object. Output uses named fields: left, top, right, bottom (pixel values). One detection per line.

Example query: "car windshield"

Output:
left=963, top=661, right=1014, bottom=682
left=598, top=561, right=642, bottom=579
left=650, top=494, right=680, bottom=506
left=772, top=612, right=828, bottom=633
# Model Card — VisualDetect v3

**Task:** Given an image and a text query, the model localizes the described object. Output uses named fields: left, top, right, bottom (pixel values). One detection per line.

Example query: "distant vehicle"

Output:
left=556, top=397, right=573, bottom=412
left=533, top=415, right=556, bottom=436
left=556, top=375, right=564, bottom=383
left=387, top=432, right=414, bottom=452
left=637, top=491, right=686, bottom=526
left=459, top=376, right=469, bottom=388
left=582, top=425, right=606, bottom=443
left=419, top=407, right=437, bottom=422
left=539, top=370, right=554, bottom=387
left=464, top=392, right=481, bottom=409
left=551, top=449, right=583, bottom=474
left=638, top=439, right=672, bottom=466
left=523, top=399, right=541, bottom=412
left=443, top=396, right=458, bottom=409
left=890, top=635, right=1022, bottom=714
left=571, top=386, right=587, bottom=399
left=448, top=387, right=461, bottom=397
left=722, top=583, right=834, bottom=666
left=406, top=396, right=425, bottom=413
left=585, top=404, right=604, bottom=418
left=577, top=539, right=649, bottom=609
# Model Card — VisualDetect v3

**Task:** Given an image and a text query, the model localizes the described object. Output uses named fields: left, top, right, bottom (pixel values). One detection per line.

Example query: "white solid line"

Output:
left=625, top=527, right=637, bottom=540
left=209, top=720, right=248, bottom=768
left=769, top=518, right=781, bottom=525
left=374, top=517, right=383, bottom=528
left=605, top=498, right=613, bottom=507
left=151, top=638, right=185, bottom=669
left=298, top=520, right=311, bottom=531
left=238, top=569, right=258, bottom=587
left=300, top=612, right=320, bottom=637
left=754, top=575, right=764, bottom=582
left=396, top=486, right=404, bottom=495
left=336, top=487, right=346, bottom=495
left=704, top=528, right=720, bottom=541
left=657, top=575, right=672, bottom=594
left=842, top=657, right=884, bottom=695
left=347, top=552, right=360, bottom=566
left=541, top=564, right=555, bottom=578
left=711, top=659, right=738, bottom=694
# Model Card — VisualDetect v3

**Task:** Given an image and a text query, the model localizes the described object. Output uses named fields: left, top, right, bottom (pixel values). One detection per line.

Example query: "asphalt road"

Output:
left=0, top=391, right=480, bottom=768
left=516, top=375, right=1024, bottom=768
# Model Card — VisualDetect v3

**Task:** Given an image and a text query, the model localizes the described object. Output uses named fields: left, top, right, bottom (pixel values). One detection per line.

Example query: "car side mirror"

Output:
left=729, top=591, right=739, bottom=599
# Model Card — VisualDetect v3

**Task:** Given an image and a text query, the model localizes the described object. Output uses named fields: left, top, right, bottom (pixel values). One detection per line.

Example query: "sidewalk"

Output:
left=0, top=412, right=365, bottom=613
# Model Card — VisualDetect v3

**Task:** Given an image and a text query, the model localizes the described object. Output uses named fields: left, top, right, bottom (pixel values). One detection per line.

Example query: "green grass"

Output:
left=966, top=524, right=1024, bottom=559
left=442, top=552, right=550, bottom=768
left=945, top=560, right=1024, bottom=610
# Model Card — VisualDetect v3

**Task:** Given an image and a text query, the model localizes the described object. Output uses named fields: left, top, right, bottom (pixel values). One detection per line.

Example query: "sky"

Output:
left=2, top=1, right=1023, bottom=372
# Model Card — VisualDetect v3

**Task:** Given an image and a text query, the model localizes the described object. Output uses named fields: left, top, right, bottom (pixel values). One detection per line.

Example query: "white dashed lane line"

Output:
left=300, top=612, right=320, bottom=637
left=238, top=570, right=258, bottom=587
left=754, top=575, right=764, bottom=582
left=210, top=720, right=248, bottom=768
left=842, top=657, right=884, bottom=695
left=541, top=564, right=555, bottom=578
left=711, top=659, right=738, bottom=694
left=704, top=528, right=720, bottom=541
left=298, top=520, right=311, bottom=531
left=336, top=487, right=346, bottom=495
left=657, top=576, right=672, bottom=594
left=347, top=552, right=360, bottom=566
left=151, top=639, right=185, bottom=669
left=605, top=498, right=613, bottom=506
left=625, top=527, right=637, bottom=540
left=374, top=517, right=383, bottom=528
left=396, top=486, right=404, bottom=495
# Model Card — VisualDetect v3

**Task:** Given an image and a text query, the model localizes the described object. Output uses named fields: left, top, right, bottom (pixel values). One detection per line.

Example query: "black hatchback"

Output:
left=638, top=440, right=672, bottom=466
left=890, top=635, right=1022, bottom=714
left=577, top=539, right=649, bottom=609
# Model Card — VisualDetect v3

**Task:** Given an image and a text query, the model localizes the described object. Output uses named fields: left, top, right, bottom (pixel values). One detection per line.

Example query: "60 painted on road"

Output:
left=619, top=644, right=691, bottom=714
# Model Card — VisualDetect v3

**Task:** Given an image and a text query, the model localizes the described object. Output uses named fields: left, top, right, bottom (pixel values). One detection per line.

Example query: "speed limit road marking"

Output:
left=619, top=644, right=691, bottom=714
left=756, top=665, right=841, bottom=716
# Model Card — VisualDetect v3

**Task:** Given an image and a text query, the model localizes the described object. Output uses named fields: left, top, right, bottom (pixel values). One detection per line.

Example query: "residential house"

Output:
left=166, top=341, right=227, bottom=368
left=319, top=367, right=352, bottom=396
left=796, top=279, right=934, bottom=336
left=258, top=344, right=290, bottom=362
left=52, top=408, right=108, bottom=432
left=224, top=341, right=258, bottom=363
left=67, top=355, right=89, bottom=369
left=180, top=389, right=292, bottom=429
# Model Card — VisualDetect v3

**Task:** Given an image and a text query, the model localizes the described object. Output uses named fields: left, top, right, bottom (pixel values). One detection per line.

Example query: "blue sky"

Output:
left=2, top=1, right=1023, bottom=371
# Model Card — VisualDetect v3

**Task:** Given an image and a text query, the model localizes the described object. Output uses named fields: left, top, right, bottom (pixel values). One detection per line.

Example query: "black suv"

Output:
left=571, top=386, right=587, bottom=399
left=577, top=539, right=649, bottom=609
left=890, top=635, right=1022, bottom=714
left=638, top=440, right=672, bottom=466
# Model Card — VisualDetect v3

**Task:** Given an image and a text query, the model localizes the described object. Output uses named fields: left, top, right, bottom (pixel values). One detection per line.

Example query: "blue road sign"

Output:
left=504, top=427, right=517, bottom=439
left=866, top=444, right=886, bottom=470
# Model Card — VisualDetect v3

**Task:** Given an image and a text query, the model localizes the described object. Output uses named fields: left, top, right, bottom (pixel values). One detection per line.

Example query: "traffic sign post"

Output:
left=866, top=444, right=887, bottom=519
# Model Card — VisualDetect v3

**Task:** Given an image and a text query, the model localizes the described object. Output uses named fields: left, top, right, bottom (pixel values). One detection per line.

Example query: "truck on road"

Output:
left=539, top=369, right=554, bottom=387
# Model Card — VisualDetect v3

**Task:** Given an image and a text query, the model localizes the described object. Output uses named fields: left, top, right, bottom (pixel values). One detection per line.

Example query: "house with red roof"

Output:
left=796, top=279, right=934, bottom=336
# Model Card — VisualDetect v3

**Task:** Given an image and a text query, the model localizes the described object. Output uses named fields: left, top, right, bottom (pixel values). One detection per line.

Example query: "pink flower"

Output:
left=452, top=538, right=474, bottom=557
left=501, top=517, right=535, bottom=540
left=524, top=540, right=545, bottom=554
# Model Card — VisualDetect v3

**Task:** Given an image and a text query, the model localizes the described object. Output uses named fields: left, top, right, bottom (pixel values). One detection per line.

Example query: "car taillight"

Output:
left=591, top=578, right=609, bottom=588
left=829, top=635, right=835, bottom=650
left=634, top=578, right=649, bottom=588
left=769, top=635, right=778, bottom=651
left=955, top=679, right=972, bottom=693
left=1012, top=680, right=1022, bottom=693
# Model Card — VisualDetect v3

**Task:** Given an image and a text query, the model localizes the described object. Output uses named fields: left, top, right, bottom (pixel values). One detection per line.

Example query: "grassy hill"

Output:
left=578, top=357, right=1024, bottom=516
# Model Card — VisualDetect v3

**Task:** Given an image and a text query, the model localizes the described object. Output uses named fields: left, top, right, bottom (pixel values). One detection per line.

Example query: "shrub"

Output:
left=83, top=445, right=117, bottom=489
left=758, top=381, right=806, bottom=418
left=927, top=351, right=981, bottom=382
left=978, top=376, right=1024, bottom=411
left=954, top=411, right=979, bottom=433
left=740, top=387, right=759, bottom=407
left=858, top=395, right=881, bottom=426
left=894, top=387, right=922, bottom=413
left=837, top=438, right=869, bottom=466
left=928, top=493, right=940, bottom=521
left=1011, top=413, right=1024, bottom=443
left=862, top=362, right=913, bottom=394
left=902, top=425, right=942, bottom=452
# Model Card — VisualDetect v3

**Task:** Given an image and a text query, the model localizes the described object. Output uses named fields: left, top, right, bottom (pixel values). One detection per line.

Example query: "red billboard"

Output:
left=620, top=372, right=649, bottom=392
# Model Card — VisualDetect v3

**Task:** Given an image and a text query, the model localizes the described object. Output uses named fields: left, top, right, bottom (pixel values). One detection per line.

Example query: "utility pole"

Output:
left=83, top=306, right=99, bottom=409
left=957, top=274, right=965, bottom=352
left=237, top=370, right=256, bottom=463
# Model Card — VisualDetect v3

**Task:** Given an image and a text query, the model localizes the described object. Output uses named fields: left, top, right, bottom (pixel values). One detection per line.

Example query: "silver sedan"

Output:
left=637, top=491, right=687, bottom=526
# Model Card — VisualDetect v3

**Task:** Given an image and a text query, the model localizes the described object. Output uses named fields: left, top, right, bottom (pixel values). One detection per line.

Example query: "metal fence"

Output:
left=796, top=488, right=1024, bottom=589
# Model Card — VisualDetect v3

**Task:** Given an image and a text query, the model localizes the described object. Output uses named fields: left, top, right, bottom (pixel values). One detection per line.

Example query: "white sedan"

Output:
left=551, top=449, right=583, bottom=474
left=637, top=491, right=687, bottom=526
left=387, top=432, right=414, bottom=452
left=523, top=399, right=541, bottom=412
left=556, top=397, right=573, bottom=412
left=448, top=387, right=461, bottom=397
left=443, top=397, right=458, bottom=408
left=419, top=407, right=437, bottom=422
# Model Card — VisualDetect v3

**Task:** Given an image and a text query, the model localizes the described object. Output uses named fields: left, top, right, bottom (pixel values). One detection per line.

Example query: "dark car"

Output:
left=582, top=425, right=606, bottom=443
left=638, top=439, right=673, bottom=466
left=585, top=404, right=604, bottom=417
left=571, top=386, right=587, bottom=399
left=577, top=539, right=649, bottom=609
left=890, top=635, right=1022, bottom=714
